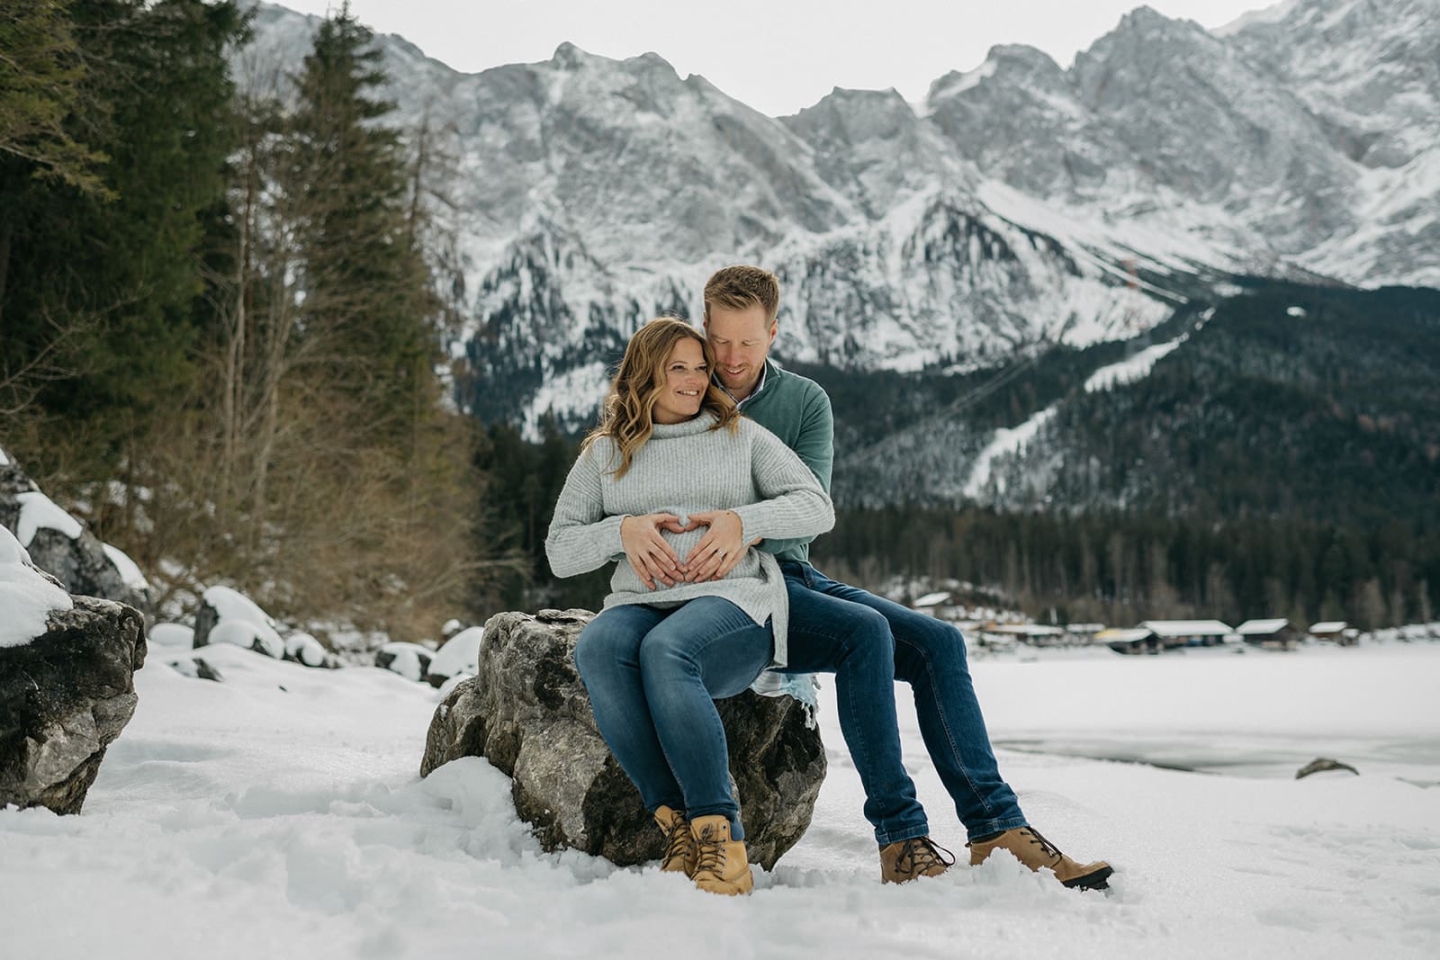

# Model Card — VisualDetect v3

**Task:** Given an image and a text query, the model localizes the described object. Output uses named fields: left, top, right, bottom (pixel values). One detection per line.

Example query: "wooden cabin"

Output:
left=1236, top=618, right=1299, bottom=650
left=1098, top=627, right=1159, bottom=655
left=1139, top=620, right=1233, bottom=649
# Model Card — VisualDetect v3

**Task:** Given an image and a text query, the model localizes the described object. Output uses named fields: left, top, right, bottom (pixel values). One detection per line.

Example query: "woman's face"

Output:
left=651, top=337, right=709, bottom=424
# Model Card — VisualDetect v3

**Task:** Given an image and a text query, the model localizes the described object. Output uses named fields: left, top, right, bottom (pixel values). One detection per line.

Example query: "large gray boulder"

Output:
left=0, top=595, right=147, bottom=814
left=0, top=451, right=151, bottom=618
left=421, top=609, right=826, bottom=871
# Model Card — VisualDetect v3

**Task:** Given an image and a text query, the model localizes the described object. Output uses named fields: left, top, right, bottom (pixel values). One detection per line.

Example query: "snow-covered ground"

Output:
left=3, top=640, right=1438, bottom=959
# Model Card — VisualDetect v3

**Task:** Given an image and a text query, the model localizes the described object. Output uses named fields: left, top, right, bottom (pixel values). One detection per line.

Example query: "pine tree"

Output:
left=286, top=4, right=438, bottom=448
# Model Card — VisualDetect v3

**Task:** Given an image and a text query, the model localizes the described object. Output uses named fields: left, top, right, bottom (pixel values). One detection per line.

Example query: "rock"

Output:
left=425, top=626, right=483, bottom=687
left=0, top=452, right=152, bottom=618
left=421, top=608, right=826, bottom=871
left=284, top=632, right=337, bottom=669
left=165, top=655, right=224, bottom=682
left=193, top=585, right=284, bottom=658
left=376, top=642, right=433, bottom=682
left=1295, top=757, right=1360, bottom=779
left=0, top=596, right=147, bottom=814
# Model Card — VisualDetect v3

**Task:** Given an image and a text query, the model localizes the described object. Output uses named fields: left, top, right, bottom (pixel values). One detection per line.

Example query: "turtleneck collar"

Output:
left=650, top=411, right=720, bottom=438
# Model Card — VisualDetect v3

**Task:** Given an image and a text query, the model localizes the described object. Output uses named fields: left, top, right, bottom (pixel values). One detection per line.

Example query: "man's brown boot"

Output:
left=968, top=827, right=1113, bottom=890
left=689, top=815, right=754, bottom=896
left=879, top=836, right=955, bottom=884
left=654, top=806, right=696, bottom=876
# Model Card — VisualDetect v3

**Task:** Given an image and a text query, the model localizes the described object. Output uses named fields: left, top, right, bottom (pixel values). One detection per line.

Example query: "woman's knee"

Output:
left=636, top=631, right=696, bottom=679
left=573, top=621, right=637, bottom=682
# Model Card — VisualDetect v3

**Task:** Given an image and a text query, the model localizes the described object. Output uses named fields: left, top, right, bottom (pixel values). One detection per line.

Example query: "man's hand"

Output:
left=620, top=513, right=688, bottom=589
left=682, top=509, right=747, bottom=582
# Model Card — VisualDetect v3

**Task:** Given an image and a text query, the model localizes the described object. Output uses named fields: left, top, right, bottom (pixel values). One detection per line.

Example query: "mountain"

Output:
left=238, top=1, right=1440, bottom=476
left=830, top=283, right=1440, bottom=522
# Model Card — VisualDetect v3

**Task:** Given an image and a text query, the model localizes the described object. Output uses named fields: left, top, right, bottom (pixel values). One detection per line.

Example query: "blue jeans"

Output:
left=573, top=597, right=774, bottom=840
left=779, top=562, right=1028, bottom=844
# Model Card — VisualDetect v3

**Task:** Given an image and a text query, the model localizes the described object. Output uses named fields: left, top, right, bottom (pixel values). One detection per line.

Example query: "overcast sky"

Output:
left=275, top=1, right=1280, bottom=116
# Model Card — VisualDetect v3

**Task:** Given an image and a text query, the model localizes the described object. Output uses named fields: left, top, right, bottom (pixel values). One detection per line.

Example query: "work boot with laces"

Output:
left=879, top=835, right=956, bottom=884
left=654, top=806, right=696, bottom=876
left=689, top=815, right=753, bottom=896
left=968, top=827, right=1113, bottom=890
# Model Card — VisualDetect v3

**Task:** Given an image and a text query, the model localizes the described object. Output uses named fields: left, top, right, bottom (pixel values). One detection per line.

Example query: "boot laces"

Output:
left=895, top=836, right=955, bottom=876
left=693, top=825, right=729, bottom=876
left=661, top=816, right=692, bottom=871
left=1022, top=828, right=1064, bottom=864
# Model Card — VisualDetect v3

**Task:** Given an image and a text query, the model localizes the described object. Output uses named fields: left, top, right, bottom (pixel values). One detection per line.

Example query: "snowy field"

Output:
left=3, top=640, right=1438, bottom=960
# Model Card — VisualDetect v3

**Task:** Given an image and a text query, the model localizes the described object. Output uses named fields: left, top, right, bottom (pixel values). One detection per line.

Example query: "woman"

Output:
left=545, top=317, right=834, bottom=896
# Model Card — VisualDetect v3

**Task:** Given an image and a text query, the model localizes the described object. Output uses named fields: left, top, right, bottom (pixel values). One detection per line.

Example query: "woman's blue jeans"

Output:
left=779, top=562, right=1029, bottom=844
left=573, top=597, right=773, bottom=839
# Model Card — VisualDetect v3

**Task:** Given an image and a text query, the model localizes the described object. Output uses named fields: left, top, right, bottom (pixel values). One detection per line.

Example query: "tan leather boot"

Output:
left=968, top=827, right=1113, bottom=889
left=879, top=836, right=955, bottom=884
left=654, top=805, right=696, bottom=876
left=689, top=815, right=754, bottom=896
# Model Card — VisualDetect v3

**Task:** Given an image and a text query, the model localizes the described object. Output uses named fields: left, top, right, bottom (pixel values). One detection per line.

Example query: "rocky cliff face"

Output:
left=243, top=0, right=1439, bottom=441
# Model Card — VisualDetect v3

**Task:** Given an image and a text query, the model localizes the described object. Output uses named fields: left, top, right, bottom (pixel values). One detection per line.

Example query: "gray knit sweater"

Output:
left=545, top=413, right=834, bottom=667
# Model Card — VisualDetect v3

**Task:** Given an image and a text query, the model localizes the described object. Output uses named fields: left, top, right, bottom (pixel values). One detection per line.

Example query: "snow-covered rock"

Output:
left=146, top=622, right=195, bottom=649
left=420, top=609, right=825, bottom=870
left=208, top=620, right=285, bottom=659
left=0, top=450, right=152, bottom=616
left=193, top=586, right=285, bottom=659
left=283, top=632, right=335, bottom=669
left=375, top=642, right=433, bottom=682
left=0, top=526, right=74, bottom=649
left=424, top=625, right=483, bottom=687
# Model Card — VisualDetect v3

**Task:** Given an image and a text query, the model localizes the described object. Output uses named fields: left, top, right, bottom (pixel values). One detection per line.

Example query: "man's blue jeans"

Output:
left=778, top=562, right=1029, bottom=845
left=573, top=597, right=773, bottom=839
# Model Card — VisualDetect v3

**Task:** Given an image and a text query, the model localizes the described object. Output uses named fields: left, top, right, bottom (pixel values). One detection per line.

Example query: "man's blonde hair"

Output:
left=703, top=265, right=780, bottom=323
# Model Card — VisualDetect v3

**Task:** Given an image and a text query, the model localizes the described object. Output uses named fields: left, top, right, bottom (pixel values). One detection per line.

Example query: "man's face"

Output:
left=704, top=304, right=776, bottom=401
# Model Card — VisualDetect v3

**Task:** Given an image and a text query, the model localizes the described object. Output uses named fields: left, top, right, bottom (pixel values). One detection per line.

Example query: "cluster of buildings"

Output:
left=905, top=591, right=1400, bottom=653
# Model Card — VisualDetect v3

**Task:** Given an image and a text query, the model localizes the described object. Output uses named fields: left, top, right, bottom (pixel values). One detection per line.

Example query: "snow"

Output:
left=1084, top=338, right=1185, bottom=393
left=429, top=626, right=484, bottom=680
left=0, top=445, right=9, bottom=465
left=1140, top=619, right=1234, bottom=637
left=1308, top=621, right=1349, bottom=634
left=963, top=405, right=1057, bottom=499
left=147, top=622, right=195, bottom=648
left=14, top=490, right=84, bottom=546
left=912, top=592, right=952, bottom=608
left=285, top=631, right=330, bottom=667
left=201, top=585, right=285, bottom=658
left=1237, top=619, right=1291, bottom=635
left=101, top=542, right=150, bottom=591
left=1213, top=0, right=1303, bottom=37
left=0, top=525, right=74, bottom=648
left=209, top=619, right=286, bottom=659
left=936, top=59, right=997, bottom=98
left=378, top=641, right=432, bottom=682
left=3, top=640, right=1437, bottom=958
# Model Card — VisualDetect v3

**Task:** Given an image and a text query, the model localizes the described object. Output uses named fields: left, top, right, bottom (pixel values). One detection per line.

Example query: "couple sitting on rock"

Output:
left=545, top=266, right=1112, bottom=897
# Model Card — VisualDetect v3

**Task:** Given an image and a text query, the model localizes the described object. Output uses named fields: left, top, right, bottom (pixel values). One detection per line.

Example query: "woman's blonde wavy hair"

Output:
left=583, top=317, right=739, bottom=479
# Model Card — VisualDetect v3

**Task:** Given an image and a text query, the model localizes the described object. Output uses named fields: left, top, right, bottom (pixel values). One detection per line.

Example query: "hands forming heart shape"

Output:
left=619, top=510, right=747, bottom=589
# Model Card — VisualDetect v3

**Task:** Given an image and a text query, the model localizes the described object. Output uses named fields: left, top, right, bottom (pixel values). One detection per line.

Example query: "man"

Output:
left=693, top=265, right=1112, bottom=888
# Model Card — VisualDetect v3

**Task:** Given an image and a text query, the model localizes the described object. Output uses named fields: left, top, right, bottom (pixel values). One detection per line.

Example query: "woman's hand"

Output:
left=682, top=510, right=747, bottom=582
left=620, top=514, right=689, bottom=589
